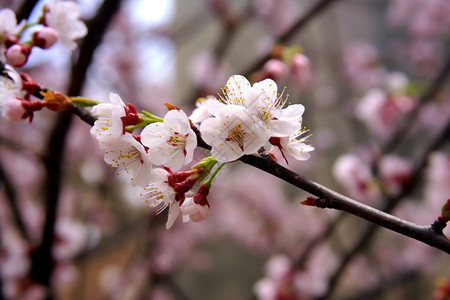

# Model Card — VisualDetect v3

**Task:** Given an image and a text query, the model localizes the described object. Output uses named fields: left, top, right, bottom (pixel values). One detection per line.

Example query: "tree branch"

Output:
left=29, top=0, right=122, bottom=295
left=0, top=159, right=29, bottom=240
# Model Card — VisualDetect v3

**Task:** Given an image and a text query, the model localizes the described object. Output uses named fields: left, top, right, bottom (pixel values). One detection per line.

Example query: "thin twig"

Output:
left=0, top=159, right=29, bottom=240
left=243, top=0, right=342, bottom=77
left=381, top=54, right=450, bottom=154
left=340, top=270, right=418, bottom=300
left=15, top=0, right=39, bottom=22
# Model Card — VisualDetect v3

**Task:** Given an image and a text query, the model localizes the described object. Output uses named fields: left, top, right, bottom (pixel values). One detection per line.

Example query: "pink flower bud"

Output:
left=290, top=53, right=310, bottom=74
left=2, top=98, right=26, bottom=122
left=180, top=184, right=210, bottom=223
left=181, top=197, right=210, bottom=222
left=263, top=59, right=288, bottom=81
left=5, top=44, right=31, bottom=67
left=33, top=27, right=58, bottom=49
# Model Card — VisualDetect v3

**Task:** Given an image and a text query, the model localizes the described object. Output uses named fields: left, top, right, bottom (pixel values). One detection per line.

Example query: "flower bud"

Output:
left=2, top=98, right=26, bottom=122
left=5, top=44, right=31, bottom=67
left=263, top=59, right=288, bottom=81
left=180, top=184, right=210, bottom=223
left=290, top=53, right=310, bottom=74
left=33, top=27, right=58, bottom=49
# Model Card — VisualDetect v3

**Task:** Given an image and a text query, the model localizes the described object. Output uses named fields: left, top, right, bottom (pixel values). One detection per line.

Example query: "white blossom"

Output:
left=200, top=104, right=266, bottom=162
left=181, top=196, right=210, bottom=223
left=141, top=109, right=197, bottom=171
left=140, top=168, right=179, bottom=229
left=247, top=78, right=304, bottom=137
left=103, top=134, right=152, bottom=187
left=189, top=96, right=215, bottom=124
left=272, top=126, right=314, bottom=163
left=0, top=9, right=25, bottom=43
left=90, top=93, right=127, bottom=148
left=0, top=65, right=25, bottom=111
left=44, top=0, right=87, bottom=50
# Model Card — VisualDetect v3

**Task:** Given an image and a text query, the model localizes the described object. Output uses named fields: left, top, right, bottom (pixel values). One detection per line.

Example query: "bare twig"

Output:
left=0, top=159, right=29, bottom=240
left=243, top=0, right=342, bottom=77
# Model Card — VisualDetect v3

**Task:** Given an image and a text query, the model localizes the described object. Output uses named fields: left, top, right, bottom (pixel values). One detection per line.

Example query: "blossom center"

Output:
left=167, top=133, right=186, bottom=147
left=226, top=123, right=245, bottom=150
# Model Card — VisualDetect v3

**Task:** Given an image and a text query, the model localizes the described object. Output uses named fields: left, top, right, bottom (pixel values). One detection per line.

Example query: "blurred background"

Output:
left=0, top=0, right=450, bottom=299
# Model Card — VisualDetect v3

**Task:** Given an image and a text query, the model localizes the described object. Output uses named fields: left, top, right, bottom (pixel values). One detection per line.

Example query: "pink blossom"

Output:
left=289, top=53, right=314, bottom=90
left=332, top=153, right=379, bottom=203
left=181, top=185, right=210, bottom=223
left=378, top=155, right=412, bottom=194
left=5, top=44, right=30, bottom=67
left=44, top=0, right=88, bottom=50
left=355, top=88, right=416, bottom=140
left=342, top=42, right=386, bottom=89
left=263, top=59, right=288, bottom=82
left=33, top=27, right=58, bottom=49
left=2, top=98, right=26, bottom=122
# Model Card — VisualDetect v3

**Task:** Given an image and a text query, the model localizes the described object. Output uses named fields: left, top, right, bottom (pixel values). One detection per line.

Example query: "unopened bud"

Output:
left=290, top=53, right=310, bottom=74
left=2, top=98, right=26, bottom=122
left=5, top=44, right=31, bottom=67
left=33, top=27, right=58, bottom=49
left=263, top=59, right=288, bottom=81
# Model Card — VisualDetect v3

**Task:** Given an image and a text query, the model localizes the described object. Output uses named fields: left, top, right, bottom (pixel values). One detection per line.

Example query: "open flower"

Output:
left=269, top=125, right=314, bottom=164
left=200, top=104, right=266, bottom=162
left=180, top=184, right=210, bottom=223
left=0, top=65, right=25, bottom=110
left=247, top=78, right=305, bottom=137
left=220, top=75, right=252, bottom=106
left=44, top=0, right=88, bottom=50
left=0, top=9, right=25, bottom=44
left=103, top=134, right=152, bottom=187
left=90, top=93, right=128, bottom=148
left=140, top=168, right=179, bottom=229
left=141, top=109, right=197, bottom=171
left=218, top=75, right=304, bottom=138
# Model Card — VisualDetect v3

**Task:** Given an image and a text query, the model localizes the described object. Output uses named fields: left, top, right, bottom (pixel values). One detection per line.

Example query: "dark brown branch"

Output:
left=0, top=160, right=29, bottom=240
left=314, top=117, right=450, bottom=300
left=240, top=153, right=450, bottom=254
left=29, top=0, right=122, bottom=295
left=15, top=0, right=39, bottom=22
left=341, top=270, right=418, bottom=300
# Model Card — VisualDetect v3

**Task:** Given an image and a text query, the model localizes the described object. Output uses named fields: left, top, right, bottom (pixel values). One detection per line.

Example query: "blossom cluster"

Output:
left=87, top=75, right=313, bottom=228
left=0, top=1, right=87, bottom=68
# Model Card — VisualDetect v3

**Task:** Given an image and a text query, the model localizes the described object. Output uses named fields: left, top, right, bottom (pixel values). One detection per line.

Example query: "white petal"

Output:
left=225, top=75, right=251, bottom=105
left=164, top=110, right=190, bottom=133
left=279, top=104, right=305, bottom=120
left=211, top=141, right=244, bottom=162
left=166, top=204, right=180, bottom=229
